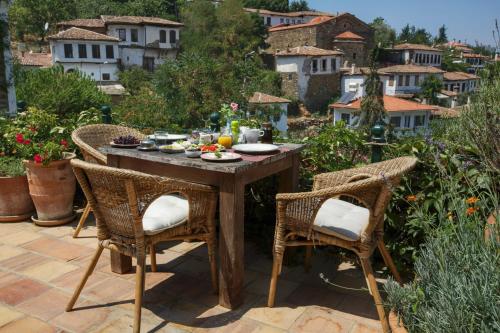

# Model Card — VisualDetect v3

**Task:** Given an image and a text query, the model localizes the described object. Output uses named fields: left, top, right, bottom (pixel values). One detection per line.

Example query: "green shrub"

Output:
left=15, top=65, right=110, bottom=117
left=0, top=157, right=24, bottom=177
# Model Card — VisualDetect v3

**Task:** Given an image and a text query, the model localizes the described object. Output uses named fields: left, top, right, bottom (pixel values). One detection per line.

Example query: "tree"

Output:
left=118, top=66, right=152, bottom=95
left=419, top=75, right=443, bottom=105
left=441, top=48, right=469, bottom=72
left=357, top=47, right=386, bottom=128
left=9, top=0, right=77, bottom=41
left=434, top=24, right=448, bottom=44
left=370, top=17, right=396, bottom=47
left=243, top=0, right=288, bottom=12
left=397, top=24, right=432, bottom=45
left=289, top=0, right=309, bottom=12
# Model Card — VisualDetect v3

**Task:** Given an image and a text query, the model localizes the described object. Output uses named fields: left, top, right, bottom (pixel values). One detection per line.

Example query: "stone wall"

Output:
left=280, top=72, right=299, bottom=100
left=332, top=41, right=368, bottom=67
left=267, top=26, right=318, bottom=52
left=304, top=72, right=341, bottom=111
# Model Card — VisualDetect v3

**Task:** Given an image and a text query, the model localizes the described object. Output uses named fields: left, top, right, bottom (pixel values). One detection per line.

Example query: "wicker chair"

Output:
left=267, top=157, right=417, bottom=333
left=71, top=124, right=146, bottom=238
left=67, top=159, right=218, bottom=333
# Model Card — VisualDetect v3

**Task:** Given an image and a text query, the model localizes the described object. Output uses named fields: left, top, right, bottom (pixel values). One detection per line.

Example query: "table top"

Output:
left=100, top=143, right=305, bottom=174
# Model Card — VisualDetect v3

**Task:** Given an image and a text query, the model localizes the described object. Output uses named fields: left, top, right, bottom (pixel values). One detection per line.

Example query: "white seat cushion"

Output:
left=313, top=198, right=370, bottom=241
left=142, top=195, right=189, bottom=235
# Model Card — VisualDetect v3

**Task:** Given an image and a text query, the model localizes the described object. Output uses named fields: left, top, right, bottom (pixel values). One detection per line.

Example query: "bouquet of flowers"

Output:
left=219, top=102, right=240, bottom=123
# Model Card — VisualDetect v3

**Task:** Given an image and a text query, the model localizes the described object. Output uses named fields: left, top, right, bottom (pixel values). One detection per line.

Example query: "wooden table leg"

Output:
left=218, top=177, right=245, bottom=309
left=278, top=154, right=299, bottom=193
left=110, top=250, right=132, bottom=274
left=107, top=155, right=133, bottom=274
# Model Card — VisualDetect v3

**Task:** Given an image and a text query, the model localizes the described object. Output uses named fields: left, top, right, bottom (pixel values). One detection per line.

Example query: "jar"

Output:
left=261, top=122, right=273, bottom=144
left=218, top=134, right=233, bottom=149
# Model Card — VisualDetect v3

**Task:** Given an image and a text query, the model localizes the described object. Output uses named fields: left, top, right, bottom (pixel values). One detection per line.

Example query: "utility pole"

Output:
left=0, top=0, right=16, bottom=116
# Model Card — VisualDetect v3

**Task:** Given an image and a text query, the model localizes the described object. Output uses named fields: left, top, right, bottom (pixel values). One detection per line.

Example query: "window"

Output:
left=426, top=54, right=430, bottom=63
left=414, top=75, right=420, bottom=86
left=131, top=29, right=138, bottom=42
left=398, top=75, right=404, bottom=87
left=159, top=30, right=167, bottom=43
left=340, top=113, right=351, bottom=124
left=117, top=28, right=126, bottom=41
left=321, top=59, right=327, bottom=71
left=64, top=44, right=73, bottom=58
left=169, top=30, right=176, bottom=43
left=286, top=19, right=289, bottom=24
left=292, top=19, right=295, bottom=24
left=461, top=82, right=466, bottom=92
left=352, top=52, right=357, bottom=60
left=312, top=59, right=318, bottom=73
left=102, top=73, right=110, bottom=81
left=91, top=45, right=100, bottom=58
left=287, top=73, right=293, bottom=80
left=388, top=75, right=395, bottom=86
left=405, top=75, right=410, bottom=86
left=280, top=18, right=284, bottom=23
left=437, top=55, right=441, bottom=63
left=331, top=58, right=336, bottom=72
left=266, top=17, right=271, bottom=26
left=390, top=116, right=401, bottom=127
left=105, top=45, right=114, bottom=59
left=404, top=116, right=411, bottom=128
left=78, top=44, right=87, bottom=58
left=414, top=115, right=425, bottom=127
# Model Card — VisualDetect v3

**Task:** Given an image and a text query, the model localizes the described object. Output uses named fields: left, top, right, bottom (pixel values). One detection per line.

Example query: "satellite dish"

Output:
left=44, top=22, right=49, bottom=31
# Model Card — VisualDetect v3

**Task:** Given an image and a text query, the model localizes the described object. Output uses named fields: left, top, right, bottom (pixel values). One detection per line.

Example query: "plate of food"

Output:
left=185, top=144, right=202, bottom=158
left=200, top=143, right=225, bottom=153
left=110, top=135, right=141, bottom=148
left=232, top=143, right=280, bottom=154
left=201, top=152, right=242, bottom=162
left=159, top=142, right=185, bottom=153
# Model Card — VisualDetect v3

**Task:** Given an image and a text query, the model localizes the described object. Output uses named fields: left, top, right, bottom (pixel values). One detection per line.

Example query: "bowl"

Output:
left=185, top=149, right=202, bottom=158
left=139, top=140, right=156, bottom=149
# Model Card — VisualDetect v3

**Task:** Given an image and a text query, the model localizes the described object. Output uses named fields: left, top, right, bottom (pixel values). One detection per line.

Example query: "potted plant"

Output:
left=8, top=108, right=76, bottom=226
left=0, top=157, right=35, bottom=222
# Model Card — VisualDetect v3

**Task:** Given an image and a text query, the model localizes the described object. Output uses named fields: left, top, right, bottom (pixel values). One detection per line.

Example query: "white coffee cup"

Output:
left=243, top=129, right=264, bottom=143
left=199, top=133, right=214, bottom=144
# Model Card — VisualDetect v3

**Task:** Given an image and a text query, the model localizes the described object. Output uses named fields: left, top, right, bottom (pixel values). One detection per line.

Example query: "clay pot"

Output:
left=389, top=311, right=408, bottom=333
left=24, top=153, right=76, bottom=226
left=0, top=175, right=35, bottom=222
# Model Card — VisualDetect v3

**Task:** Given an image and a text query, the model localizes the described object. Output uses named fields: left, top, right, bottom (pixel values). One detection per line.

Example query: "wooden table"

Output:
left=100, top=143, right=304, bottom=309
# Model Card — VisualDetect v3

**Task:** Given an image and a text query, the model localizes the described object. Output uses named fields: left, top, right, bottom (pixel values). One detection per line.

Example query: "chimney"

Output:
left=351, top=63, right=355, bottom=75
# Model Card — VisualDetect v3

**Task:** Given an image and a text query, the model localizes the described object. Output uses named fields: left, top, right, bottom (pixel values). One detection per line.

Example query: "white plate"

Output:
left=232, top=144, right=279, bottom=154
left=201, top=152, right=242, bottom=162
left=148, top=134, right=189, bottom=141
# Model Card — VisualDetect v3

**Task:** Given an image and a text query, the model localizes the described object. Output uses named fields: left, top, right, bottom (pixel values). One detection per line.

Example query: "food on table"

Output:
left=200, top=144, right=224, bottom=153
left=186, top=143, right=201, bottom=151
left=177, top=140, right=193, bottom=149
left=159, top=142, right=185, bottom=152
left=217, top=135, right=233, bottom=149
left=113, top=135, right=140, bottom=145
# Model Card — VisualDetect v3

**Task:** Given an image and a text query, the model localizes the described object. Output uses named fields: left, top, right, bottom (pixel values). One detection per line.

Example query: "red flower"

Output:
left=60, top=139, right=68, bottom=148
left=33, top=154, right=43, bottom=164
left=29, top=126, right=37, bottom=133
left=15, top=133, right=24, bottom=143
left=23, top=139, right=31, bottom=145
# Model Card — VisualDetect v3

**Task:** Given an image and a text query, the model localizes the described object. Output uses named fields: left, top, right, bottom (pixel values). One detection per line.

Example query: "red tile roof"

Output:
left=393, top=43, right=441, bottom=52
left=432, top=106, right=460, bottom=118
left=56, top=19, right=105, bottom=28
left=275, top=46, right=343, bottom=57
left=15, top=52, right=52, bottom=67
left=101, top=15, right=183, bottom=27
left=268, top=16, right=334, bottom=32
left=440, top=89, right=459, bottom=97
left=462, top=53, right=489, bottom=59
left=443, top=71, right=480, bottom=81
left=248, top=92, right=291, bottom=104
left=378, top=64, right=444, bottom=74
left=330, top=95, right=438, bottom=113
left=48, top=27, right=119, bottom=42
left=335, top=31, right=364, bottom=40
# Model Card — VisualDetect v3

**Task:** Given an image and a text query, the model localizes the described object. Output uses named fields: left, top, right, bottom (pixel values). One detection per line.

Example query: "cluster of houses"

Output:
left=9, top=5, right=499, bottom=133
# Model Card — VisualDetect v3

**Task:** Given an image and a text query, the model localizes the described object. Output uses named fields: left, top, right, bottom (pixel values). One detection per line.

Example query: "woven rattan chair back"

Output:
left=71, top=124, right=145, bottom=165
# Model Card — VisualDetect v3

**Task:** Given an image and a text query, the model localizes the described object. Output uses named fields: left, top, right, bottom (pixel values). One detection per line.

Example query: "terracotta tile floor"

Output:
left=0, top=215, right=386, bottom=332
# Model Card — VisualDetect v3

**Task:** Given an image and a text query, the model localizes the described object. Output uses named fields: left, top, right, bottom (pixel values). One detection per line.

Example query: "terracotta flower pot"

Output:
left=0, top=175, right=35, bottom=222
left=24, top=153, right=76, bottom=226
left=389, top=311, right=408, bottom=333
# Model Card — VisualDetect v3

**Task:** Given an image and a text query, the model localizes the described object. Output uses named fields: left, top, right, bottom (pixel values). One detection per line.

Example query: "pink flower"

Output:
left=230, top=102, right=239, bottom=111
left=33, top=154, right=43, bottom=164
left=15, top=133, right=24, bottom=143
left=60, top=139, right=68, bottom=148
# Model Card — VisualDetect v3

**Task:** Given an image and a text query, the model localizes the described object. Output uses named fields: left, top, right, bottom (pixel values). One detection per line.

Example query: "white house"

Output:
left=461, top=53, right=489, bottom=73
left=341, top=64, right=445, bottom=100
left=49, top=28, right=120, bottom=82
left=390, top=43, right=443, bottom=67
left=330, top=95, right=437, bottom=134
left=248, top=92, right=291, bottom=136
left=443, top=71, right=479, bottom=94
left=275, top=46, right=343, bottom=106
left=51, top=15, right=183, bottom=79
left=244, top=8, right=334, bottom=27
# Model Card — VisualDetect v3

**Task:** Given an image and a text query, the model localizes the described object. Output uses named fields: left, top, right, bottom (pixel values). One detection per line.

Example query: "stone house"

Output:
left=275, top=46, right=343, bottom=111
left=267, top=13, right=374, bottom=67
left=331, top=95, right=437, bottom=135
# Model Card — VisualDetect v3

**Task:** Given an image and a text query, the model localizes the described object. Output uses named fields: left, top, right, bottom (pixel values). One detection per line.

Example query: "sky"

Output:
left=306, top=0, right=500, bottom=47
